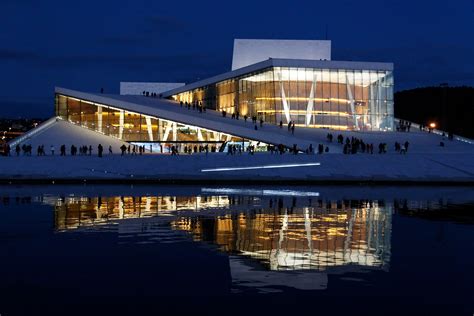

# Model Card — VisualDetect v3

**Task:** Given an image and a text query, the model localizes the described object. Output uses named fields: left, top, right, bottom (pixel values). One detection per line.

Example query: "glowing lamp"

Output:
left=429, top=122, right=436, bottom=128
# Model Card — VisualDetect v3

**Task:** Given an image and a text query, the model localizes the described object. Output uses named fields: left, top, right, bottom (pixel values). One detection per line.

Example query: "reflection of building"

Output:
left=11, top=39, right=393, bottom=151
left=53, top=195, right=229, bottom=231
left=172, top=202, right=392, bottom=271
left=52, top=193, right=391, bottom=273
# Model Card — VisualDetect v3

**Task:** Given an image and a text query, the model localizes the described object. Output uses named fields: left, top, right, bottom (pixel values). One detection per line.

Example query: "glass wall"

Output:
left=55, top=94, right=262, bottom=153
left=173, top=67, right=394, bottom=131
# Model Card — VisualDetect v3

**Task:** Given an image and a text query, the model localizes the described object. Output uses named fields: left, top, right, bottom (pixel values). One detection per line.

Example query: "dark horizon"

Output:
left=1, top=0, right=473, bottom=118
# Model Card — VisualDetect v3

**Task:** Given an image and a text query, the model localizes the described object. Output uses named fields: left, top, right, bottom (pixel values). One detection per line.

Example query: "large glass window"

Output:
left=54, top=94, right=267, bottom=153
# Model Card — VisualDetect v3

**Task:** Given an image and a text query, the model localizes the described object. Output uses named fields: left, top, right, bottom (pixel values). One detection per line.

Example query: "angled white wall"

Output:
left=120, top=82, right=185, bottom=96
left=232, top=39, right=331, bottom=70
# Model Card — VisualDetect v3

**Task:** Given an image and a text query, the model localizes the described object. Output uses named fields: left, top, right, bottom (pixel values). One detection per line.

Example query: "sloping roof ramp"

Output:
left=120, top=82, right=185, bottom=95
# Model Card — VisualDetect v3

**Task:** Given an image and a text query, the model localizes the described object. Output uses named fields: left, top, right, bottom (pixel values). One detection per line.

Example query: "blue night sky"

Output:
left=1, top=0, right=473, bottom=118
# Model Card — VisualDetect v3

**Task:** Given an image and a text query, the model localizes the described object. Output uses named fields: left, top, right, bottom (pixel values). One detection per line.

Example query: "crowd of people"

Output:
left=0, top=143, right=152, bottom=157
left=327, top=132, right=410, bottom=155
left=180, top=101, right=206, bottom=113
left=142, top=91, right=162, bottom=98
left=397, top=120, right=412, bottom=132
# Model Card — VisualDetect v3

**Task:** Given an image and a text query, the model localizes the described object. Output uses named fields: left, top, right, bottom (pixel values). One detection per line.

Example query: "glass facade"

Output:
left=55, top=94, right=265, bottom=153
left=173, top=66, right=394, bottom=131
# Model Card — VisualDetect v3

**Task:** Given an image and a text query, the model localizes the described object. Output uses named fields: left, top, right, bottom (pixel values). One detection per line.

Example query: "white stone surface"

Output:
left=120, top=82, right=185, bottom=95
left=232, top=39, right=331, bottom=70
left=1, top=151, right=473, bottom=182
left=11, top=119, right=128, bottom=150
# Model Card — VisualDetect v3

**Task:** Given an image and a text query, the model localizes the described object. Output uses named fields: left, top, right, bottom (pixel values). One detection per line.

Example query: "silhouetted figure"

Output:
left=98, top=144, right=103, bottom=157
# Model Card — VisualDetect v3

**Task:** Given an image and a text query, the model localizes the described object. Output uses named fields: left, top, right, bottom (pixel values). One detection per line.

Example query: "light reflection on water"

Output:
left=48, top=191, right=396, bottom=270
left=1, top=185, right=473, bottom=312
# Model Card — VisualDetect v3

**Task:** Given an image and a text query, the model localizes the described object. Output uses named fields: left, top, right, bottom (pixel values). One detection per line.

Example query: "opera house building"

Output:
left=13, top=39, right=394, bottom=151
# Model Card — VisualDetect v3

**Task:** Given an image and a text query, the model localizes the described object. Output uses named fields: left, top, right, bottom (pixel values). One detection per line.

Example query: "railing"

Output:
left=8, top=116, right=61, bottom=147
left=395, top=118, right=474, bottom=145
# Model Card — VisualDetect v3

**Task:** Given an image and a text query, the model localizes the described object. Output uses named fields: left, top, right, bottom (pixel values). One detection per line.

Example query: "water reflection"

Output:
left=49, top=192, right=392, bottom=272
left=1, top=186, right=473, bottom=294
left=172, top=200, right=391, bottom=271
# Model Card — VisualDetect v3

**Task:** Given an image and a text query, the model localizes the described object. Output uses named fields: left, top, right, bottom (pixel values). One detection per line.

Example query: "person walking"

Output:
left=98, top=144, right=103, bottom=157
left=50, top=145, right=55, bottom=156
left=109, top=145, right=113, bottom=155
left=291, top=123, right=295, bottom=135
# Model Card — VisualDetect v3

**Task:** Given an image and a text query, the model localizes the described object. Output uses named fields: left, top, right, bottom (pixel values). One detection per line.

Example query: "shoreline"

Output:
left=1, top=178, right=473, bottom=185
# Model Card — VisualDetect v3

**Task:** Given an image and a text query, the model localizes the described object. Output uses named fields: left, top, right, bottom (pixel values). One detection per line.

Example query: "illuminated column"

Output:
left=158, top=119, right=163, bottom=141
left=162, top=121, right=172, bottom=142
left=345, top=74, right=359, bottom=130
left=369, top=84, right=376, bottom=130
left=145, top=116, right=153, bottom=141
left=280, top=81, right=291, bottom=123
left=97, top=106, right=103, bottom=133
left=119, top=110, right=125, bottom=139
left=197, top=128, right=204, bottom=141
left=306, top=74, right=317, bottom=126
left=377, top=77, right=384, bottom=129
left=172, top=122, right=177, bottom=142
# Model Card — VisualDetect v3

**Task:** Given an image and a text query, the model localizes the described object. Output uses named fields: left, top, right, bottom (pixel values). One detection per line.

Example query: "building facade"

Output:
left=55, top=92, right=264, bottom=153
left=12, top=39, right=395, bottom=153
left=166, top=58, right=394, bottom=131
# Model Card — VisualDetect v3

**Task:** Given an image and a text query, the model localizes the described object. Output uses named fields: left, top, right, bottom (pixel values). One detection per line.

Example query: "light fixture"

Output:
left=201, top=162, right=321, bottom=172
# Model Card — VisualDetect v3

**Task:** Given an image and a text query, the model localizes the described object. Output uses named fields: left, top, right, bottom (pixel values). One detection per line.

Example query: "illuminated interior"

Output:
left=55, top=94, right=267, bottom=152
left=172, top=67, right=394, bottom=131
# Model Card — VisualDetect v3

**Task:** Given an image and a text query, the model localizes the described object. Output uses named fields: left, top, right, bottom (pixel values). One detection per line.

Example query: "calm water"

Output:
left=0, top=185, right=473, bottom=315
